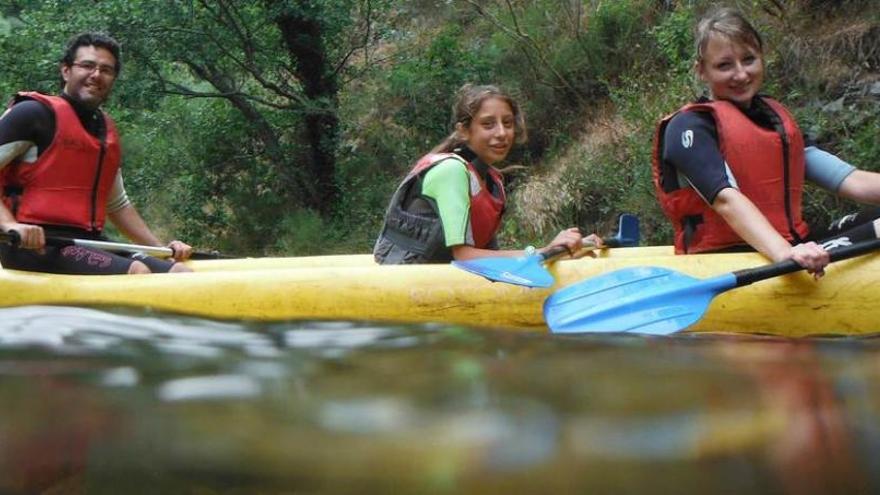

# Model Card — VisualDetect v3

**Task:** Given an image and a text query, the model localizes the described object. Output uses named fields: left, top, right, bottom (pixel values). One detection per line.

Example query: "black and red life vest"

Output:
left=373, top=152, right=506, bottom=264
left=652, top=97, right=810, bottom=254
left=410, top=152, right=505, bottom=248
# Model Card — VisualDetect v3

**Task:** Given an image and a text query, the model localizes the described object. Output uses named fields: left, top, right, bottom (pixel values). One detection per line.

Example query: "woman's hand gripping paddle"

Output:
left=544, top=237, right=880, bottom=335
left=0, top=231, right=231, bottom=260
left=452, top=213, right=640, bottom=288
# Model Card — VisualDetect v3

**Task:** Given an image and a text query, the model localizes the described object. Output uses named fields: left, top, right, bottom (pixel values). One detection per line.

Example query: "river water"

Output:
left=0, top=305, right=877, bottom=494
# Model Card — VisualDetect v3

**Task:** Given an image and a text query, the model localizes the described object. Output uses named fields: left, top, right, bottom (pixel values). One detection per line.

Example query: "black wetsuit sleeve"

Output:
left=0, top=99, right=55, bottom=153
left=662, top=111, right=734, bottom=204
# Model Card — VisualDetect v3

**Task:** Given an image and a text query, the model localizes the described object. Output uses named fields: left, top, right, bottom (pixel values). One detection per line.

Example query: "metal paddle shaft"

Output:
left=453, top=213, right=640, bottom=288
left=50, top=237, right=176, bottom=257
left=0, top=230, right=228, bottom=260
left=545, top=237, right=880, bottom=335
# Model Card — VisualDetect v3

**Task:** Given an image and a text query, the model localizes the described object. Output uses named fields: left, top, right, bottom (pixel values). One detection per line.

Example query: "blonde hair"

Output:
left=694, top=7, right=763, bottom=65
left=431, top=83, right=527, bottom=155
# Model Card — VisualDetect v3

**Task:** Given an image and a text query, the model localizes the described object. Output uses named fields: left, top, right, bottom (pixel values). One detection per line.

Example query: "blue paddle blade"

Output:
left=452, top=213, right=640, bottom=288
left=543, top=266, right=738, bottom=335
left=453, top=254, right=554, bottom=288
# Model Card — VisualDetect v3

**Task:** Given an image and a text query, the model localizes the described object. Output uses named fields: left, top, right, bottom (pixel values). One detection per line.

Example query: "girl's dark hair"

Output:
left=430, top=83, right=527, bottom=155
left=61, top=32, right=122, bottom=76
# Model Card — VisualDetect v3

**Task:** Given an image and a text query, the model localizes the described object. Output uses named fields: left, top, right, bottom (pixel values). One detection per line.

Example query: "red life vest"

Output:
left=652, top=97, right=810, bottom=254
left=0, top=92, right=121, bottom=232
left=410, top=153, right=506, bottom=248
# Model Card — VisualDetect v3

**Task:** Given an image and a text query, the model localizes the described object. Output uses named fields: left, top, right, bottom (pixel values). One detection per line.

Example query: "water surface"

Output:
left=0, top=305, right=877, bottom=494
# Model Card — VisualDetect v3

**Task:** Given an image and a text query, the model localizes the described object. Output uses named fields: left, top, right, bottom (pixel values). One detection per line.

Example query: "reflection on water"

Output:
left=0, top=305, right=877, bottom=494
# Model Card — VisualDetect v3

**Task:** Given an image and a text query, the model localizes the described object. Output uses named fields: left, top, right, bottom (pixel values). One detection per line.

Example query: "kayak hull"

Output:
left=2, top=247, right=877, bottom=336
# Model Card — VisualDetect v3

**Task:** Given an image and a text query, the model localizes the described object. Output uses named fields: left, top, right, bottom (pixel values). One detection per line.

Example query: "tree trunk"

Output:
left=274, top=3, right=340, bottom=216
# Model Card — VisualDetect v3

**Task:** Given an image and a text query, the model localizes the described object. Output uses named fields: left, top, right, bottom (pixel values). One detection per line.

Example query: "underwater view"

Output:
left=0, top=305, right=877, bottom=494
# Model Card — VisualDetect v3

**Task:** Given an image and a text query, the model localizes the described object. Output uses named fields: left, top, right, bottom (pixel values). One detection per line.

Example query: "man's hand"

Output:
left=3, top=223, right=45, bottom=250
left=167, top=239, right=193, bottom=261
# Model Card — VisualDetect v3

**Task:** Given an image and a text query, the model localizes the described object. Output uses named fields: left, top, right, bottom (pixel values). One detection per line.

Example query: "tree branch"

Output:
left=464, top=0, right=584, bottom=99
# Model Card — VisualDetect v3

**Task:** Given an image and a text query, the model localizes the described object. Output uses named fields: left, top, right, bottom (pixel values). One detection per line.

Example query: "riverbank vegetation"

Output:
left=0, top=0, right=876, bottom=255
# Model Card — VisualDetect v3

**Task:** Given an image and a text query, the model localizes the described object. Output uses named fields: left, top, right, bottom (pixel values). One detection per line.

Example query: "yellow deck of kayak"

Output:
left=1, top=245, right=876, bottom=337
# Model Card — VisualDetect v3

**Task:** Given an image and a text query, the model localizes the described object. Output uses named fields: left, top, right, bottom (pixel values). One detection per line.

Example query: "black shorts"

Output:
left=0, top=226, right=176, bottom=275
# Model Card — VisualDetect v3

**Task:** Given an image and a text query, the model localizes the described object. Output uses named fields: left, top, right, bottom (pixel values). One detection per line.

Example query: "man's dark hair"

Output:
left=60, top=32, right=122, bottom=76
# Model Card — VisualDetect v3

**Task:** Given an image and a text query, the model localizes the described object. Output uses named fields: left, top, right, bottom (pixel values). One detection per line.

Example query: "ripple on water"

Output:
left=0, top=305, right=877, bottom=494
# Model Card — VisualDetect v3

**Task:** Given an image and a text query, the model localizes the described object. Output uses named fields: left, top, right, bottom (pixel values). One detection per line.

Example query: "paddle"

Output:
left=544, top=237, right=880, bottom=335
left=0, top=231, right=230, bottom=260
left=452, top=213, right=640, bottom=288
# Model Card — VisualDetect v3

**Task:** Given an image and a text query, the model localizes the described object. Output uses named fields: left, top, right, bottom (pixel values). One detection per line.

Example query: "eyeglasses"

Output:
left=71, top=61, right=117, bottom=77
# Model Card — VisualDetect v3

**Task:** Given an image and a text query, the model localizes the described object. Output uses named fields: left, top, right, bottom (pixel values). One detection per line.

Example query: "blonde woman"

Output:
left=652, top=8, right=880, bottom=277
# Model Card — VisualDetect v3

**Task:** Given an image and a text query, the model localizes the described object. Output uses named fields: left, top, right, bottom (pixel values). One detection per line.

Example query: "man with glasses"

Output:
left=0, top=32, right=193, bottom=274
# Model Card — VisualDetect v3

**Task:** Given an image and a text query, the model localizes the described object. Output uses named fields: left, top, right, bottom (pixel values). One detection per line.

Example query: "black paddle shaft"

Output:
left=733, top=238, right=880, bottom=287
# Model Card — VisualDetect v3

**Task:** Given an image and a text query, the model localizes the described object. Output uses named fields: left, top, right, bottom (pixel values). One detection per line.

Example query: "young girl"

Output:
left=374, top=84, right=599, bottom=264
left=652, top=8, right=880, bottom=277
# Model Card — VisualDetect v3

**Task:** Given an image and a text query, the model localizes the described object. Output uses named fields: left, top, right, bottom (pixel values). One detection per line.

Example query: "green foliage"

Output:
left=115, top=95, right=274, bottom=252
left=0, top=14, right=18, bottom=36
left=384, top=23, right=494, bottom=153
left=507, top=0, right=880, bottom=247
left=499, top=2, right=695, bottom=246
left=794, top=98, right=880, bottom=227
left=0, top=0, right=875, bottom=255
left=650, top=7, right=695, bottom=75
left=272, top=208, right=331, bottom=256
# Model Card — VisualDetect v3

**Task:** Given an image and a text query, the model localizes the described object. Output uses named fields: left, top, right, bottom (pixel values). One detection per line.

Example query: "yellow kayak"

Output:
left=1, top=246, right=877, bottom=336
left=186, top=253, right=378, bottom=271
left=184, top=246, right=676, bottom=271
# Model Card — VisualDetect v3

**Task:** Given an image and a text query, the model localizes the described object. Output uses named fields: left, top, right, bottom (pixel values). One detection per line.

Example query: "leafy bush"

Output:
left=1, top=0, right=876, bottom=254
